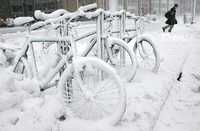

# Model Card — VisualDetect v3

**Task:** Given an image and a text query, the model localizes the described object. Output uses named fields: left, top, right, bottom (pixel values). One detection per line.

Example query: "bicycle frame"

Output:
left=12, top=35, right=76, bottom=89
left=72, top=10, right=136, bottom=65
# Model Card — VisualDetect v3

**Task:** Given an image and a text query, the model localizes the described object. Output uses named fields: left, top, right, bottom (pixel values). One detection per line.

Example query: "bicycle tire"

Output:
left=58, top=57, right=126, bottom=125
left=106, top=37, right=137, bottom=82
left=133, top=36, right=160, bottom=72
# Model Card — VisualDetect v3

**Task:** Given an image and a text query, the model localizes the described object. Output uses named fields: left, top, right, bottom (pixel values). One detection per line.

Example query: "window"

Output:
left=28, top=5, right=33, bottom=11
left=12, top=5, right=23, bottom=12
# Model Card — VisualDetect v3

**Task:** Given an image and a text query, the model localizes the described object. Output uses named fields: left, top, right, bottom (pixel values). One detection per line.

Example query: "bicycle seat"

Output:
left=14, top=17, right=34, bottom=26
left=30, top=21, right=46, bottom=30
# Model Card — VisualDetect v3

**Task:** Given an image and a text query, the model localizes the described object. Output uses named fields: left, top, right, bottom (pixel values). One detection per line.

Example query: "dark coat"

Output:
left=165, top=7, right=177, bottom=25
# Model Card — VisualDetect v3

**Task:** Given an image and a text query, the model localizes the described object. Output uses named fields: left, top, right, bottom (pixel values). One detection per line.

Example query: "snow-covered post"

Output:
left=109, top=0, right=119, bottom=35
left=122, top=0, right=127, bottom=10
left=120, top=10, right=126, bottom=66
left=96, top=10, right=104, bottom=80
left=191, top=0, right=196, bottom=24
left=29, top=40, right=39, bottom=80
left=77, top=0, right=79, bottom=9
left=109, top=0, right=126, bottom=66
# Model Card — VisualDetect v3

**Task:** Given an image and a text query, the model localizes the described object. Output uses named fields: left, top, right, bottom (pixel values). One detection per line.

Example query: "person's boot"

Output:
left=162, top=27, right=165, bottom=32
left=168, top=25, right=174, bottom=33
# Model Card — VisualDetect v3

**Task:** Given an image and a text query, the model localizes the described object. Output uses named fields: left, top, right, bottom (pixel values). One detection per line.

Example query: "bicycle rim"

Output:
left=58, top=57, right=126, bottom=125
left=107, top=37, right=137, bottom=82
left=134, top=38, right=160, bottom=72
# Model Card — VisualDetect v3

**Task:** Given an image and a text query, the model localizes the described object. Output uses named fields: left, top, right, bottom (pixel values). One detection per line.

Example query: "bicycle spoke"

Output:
left=93, top=101, right=112, bottom=116
left=96, top=94, right=120, bottom=102
left=94, top=79, right=115, bottom=95
left=97, top=87, right=119, bottom=96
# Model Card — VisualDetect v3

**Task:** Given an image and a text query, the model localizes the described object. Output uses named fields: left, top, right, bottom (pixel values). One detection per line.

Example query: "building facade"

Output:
left=0, top=0, right=10, bottom=19
left=9, top=0, right=34, bottom=17
left=60, top=0, right=96, bottom=12
left=0, top=0, right=200, bottom=18
left=0, top=0, right=60, bottom=18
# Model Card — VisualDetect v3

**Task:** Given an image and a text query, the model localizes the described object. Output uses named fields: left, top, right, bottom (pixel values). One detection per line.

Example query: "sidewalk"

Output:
left=154, top=44, right=200, bottom=131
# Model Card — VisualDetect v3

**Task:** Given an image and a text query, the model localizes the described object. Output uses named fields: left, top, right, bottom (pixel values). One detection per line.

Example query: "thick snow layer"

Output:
left=13, top=17, right=34, bottom=26
left=0, top=18, right=200, bottom=131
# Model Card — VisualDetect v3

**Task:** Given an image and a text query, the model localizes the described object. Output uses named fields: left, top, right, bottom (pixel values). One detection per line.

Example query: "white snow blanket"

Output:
left=0, top=18, right=200, bottom=131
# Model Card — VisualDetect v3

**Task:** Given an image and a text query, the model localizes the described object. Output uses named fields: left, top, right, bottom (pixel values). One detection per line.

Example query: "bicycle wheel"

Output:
left=58, top=57, right=126, bottom=125
left=106, top=37, right=137, bottom=82
left=133, top=36, right=160, bottom=72
left=12, top=57, right=32, bottom=79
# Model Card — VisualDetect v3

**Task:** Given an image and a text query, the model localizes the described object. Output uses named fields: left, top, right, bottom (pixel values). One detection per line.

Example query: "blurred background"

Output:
left=0, top=0, right=199, bottom=26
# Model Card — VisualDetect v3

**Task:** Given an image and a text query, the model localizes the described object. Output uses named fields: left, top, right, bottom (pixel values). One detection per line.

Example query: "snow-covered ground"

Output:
left=0, top=18, right=200, bottom=131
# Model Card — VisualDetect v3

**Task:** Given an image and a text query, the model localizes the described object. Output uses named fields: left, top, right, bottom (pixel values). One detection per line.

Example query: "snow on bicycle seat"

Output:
left=14, top=17, right=34, bottom=26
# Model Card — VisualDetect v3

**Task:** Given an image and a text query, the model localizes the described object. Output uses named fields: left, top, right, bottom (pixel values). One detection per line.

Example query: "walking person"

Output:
left=162, top=4, right=178, bottom=32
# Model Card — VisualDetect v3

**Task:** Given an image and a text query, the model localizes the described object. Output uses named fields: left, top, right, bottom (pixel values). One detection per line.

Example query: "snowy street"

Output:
left=0, top=17, right=200, bottom=131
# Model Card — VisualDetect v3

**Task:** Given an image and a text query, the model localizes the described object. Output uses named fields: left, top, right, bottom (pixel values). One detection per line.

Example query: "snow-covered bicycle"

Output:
left=34, top=8, right=137, bottom=82
left=11, top=8, right=127, bottom=125
left=11, top=3, right=98, bottom=79
left=60, top=10, right=137, bottom=82
left=125, top=13, right=160, bottom=72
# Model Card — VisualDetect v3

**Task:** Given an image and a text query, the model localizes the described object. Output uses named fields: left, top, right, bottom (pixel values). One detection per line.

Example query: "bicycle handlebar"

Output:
left=31, top=6, right=148, bottom=32
left=30, top=10, right=101, bottom=31
left=34, top=3, right=97, bottom=21
left=31, top=3, right=98, bottom=30
left=78, top=3, right=97, bottom=12
left=30, top=21, right=46, bottom=31
left=65, top=9, right=103, bottom=24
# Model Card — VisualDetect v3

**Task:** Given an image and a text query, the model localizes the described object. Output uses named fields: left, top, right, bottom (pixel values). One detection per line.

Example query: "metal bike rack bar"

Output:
left=29, top=36, right=70, bottom=42
left=75, top=30, right=96, bottom=42
left=120, top=10, right=126, bottom=66
left=74, top=28, right=136, bottom=42
left=96, top=10, right=104, bottom=80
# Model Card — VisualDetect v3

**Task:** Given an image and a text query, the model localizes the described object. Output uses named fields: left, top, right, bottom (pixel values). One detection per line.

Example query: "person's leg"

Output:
left=162, top=25, right=170, bottom=32
left=168, top=25, right=174, bottom=32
